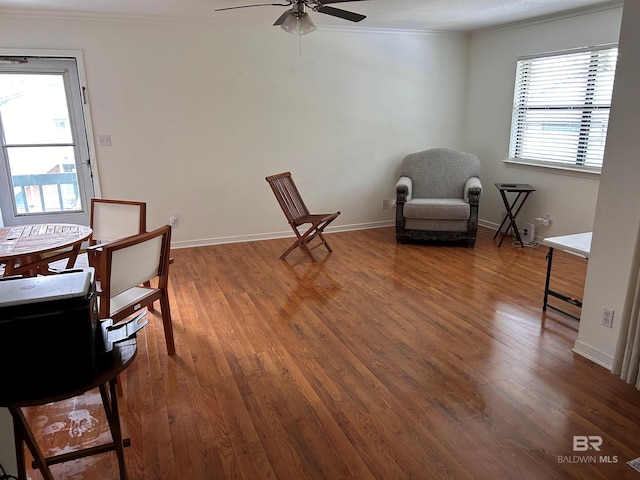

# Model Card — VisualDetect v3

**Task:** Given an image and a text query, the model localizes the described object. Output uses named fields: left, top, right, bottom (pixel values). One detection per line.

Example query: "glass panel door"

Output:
left=0, top=57, right=93, bottom=226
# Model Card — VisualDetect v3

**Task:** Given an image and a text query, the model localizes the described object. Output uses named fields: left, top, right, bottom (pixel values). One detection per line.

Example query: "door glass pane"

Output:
left=0, top=74, right=73, bottom=144
left=0, top=73, right=81, bottom=215
left=7, top=146, right=80, bottom=214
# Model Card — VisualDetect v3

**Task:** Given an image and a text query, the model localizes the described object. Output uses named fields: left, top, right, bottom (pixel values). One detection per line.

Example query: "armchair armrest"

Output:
left=464, top=177, right=482, bottom=204
left=396, top=176, right=413, bottom=203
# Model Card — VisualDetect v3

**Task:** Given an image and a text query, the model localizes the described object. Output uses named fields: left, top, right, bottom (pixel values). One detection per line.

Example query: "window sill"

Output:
left=503, top=158, right=601, bottom=177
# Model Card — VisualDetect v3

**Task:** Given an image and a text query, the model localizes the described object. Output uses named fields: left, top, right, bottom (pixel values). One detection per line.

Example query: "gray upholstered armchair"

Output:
left=395, top=148, right=482, bottom=247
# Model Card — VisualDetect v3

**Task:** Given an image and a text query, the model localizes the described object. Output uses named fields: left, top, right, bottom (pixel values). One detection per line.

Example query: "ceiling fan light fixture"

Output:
left=281, top=11, right=316, bottom=35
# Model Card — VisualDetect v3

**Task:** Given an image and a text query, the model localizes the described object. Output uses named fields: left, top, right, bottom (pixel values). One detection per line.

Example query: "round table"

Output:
left=0, top=223, right=92, bottom=276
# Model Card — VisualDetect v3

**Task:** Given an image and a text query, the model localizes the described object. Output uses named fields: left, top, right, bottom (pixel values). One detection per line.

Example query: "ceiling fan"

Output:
left=215, top=0, right=368, bottom=35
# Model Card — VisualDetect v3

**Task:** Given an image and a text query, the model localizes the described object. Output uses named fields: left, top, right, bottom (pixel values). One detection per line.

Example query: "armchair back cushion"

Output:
left=400, top=148, right=480, bottom=199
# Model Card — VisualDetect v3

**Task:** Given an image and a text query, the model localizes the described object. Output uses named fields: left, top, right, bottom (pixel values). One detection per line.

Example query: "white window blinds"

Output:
left=509, top=45, right=618, bottom=173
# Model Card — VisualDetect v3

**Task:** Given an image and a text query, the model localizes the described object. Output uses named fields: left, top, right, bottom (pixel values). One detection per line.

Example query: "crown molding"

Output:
left=472, top=0, right=623, bottom=37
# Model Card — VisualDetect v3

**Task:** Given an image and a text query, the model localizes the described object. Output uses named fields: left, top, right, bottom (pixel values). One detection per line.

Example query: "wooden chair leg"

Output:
left=300, top=242, right=317, bottom=261
left=280, top=238, right=304, bottom=260
left=145, top=281, right=154, bottom=311
left=160, top=296, right=176, bottom=355
left=100, top=381, right=128, bottom=480
left=318, top=232, right=333, bottom=252
left=9, top=407, right=56, bottom=480
left=12, top=419, right=27, bottom=480
left=115, top=373, right=124, bottom=397
left=280, top=223, right=336, bottom=261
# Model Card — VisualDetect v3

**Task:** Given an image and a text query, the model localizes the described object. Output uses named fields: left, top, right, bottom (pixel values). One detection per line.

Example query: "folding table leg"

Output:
left=543, top=247, right=554, bottom=311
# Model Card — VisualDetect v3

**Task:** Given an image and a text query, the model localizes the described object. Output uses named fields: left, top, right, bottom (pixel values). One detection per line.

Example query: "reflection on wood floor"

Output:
left=20, top=226, right=640, bottom=479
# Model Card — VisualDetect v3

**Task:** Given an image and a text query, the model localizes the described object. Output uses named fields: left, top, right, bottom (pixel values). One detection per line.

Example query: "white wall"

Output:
left=0, top=14, right=470, bottom=246
left=576, top=0, right=640, bottom=367
left=465, top=6, right=623, bottom=236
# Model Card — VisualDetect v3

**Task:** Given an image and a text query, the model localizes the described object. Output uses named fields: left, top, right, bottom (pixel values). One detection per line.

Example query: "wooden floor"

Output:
left=21, top=227, right=640, bottom=479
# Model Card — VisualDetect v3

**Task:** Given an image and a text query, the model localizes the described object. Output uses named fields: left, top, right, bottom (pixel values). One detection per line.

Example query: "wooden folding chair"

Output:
left=266, top=172, right=341, bottom=261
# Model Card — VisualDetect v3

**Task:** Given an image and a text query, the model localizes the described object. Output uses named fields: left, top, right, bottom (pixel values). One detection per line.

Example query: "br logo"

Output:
left=573, top=435, right=603, bottom=452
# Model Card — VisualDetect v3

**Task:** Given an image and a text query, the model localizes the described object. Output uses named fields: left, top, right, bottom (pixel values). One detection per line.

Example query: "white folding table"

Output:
left=541, top=232, right=592, bottom=320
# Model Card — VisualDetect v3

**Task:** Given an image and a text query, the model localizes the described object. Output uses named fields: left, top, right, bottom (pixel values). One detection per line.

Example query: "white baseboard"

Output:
left=173, top=218, right=502, bottom=250
left=170, top=220, right=395, bottom=250
left=479, top=218, right=547, bottom=244
left=479, top=219, right=500, bottom=231
left=572, top=340, right=614, bottom=370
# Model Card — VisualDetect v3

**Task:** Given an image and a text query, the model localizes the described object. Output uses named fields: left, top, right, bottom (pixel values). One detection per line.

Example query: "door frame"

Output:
left=0, top=48, right=102, bottom=226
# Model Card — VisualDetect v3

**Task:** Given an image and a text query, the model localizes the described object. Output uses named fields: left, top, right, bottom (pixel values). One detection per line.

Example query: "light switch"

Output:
left=98, top=134, right=112, bottom=147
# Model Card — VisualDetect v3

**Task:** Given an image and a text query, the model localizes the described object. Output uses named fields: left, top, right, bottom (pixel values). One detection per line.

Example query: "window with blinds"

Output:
left=508, top=45, right=618, bottom=173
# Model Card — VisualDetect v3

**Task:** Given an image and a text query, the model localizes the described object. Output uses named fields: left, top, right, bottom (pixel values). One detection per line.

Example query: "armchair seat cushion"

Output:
left=403, top=198, right=470, bottom=220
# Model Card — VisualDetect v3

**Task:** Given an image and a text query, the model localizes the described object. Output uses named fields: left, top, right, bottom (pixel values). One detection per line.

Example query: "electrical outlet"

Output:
left=169, top=215, right=179, bottom=228
left=602, top=307, right=614, bottom=328
left=382, top=199, right=389, bottom=210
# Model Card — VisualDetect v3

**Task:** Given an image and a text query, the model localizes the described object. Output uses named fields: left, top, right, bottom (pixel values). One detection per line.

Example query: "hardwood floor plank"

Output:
left=20, top=226, right=640, bottom=479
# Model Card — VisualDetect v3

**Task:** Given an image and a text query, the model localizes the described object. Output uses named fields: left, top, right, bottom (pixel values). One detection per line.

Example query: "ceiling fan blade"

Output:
left=316, top=5, right=365, bottom=22
left=215, top=3, right=290, bottom=12
left=318, top=0, right=369, bottom=3
left=273, top=9, right=292, bottom=25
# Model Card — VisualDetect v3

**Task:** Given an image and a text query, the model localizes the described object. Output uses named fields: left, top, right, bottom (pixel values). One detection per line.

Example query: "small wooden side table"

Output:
left=493, top=183, right=536, bottom=247
left=1, top=340, right=137, bottom=480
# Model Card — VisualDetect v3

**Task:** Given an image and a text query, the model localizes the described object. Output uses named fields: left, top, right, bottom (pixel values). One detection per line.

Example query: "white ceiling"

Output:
left=0, top=0, right=620, bottom=32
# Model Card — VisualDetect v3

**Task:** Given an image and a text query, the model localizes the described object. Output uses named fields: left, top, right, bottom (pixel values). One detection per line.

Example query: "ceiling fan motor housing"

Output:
left=215, top=0, right=367, bottom=32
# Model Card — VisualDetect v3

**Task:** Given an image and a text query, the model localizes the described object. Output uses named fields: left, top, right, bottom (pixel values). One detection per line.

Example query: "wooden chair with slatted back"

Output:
left=266, top=172, right=341, bottom=261
left=90, top=224, right=175, bottom=355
